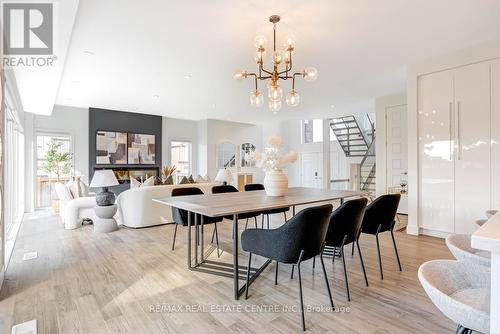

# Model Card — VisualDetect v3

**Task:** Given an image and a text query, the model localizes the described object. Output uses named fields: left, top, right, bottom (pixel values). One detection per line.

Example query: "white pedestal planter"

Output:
left=94, top=204, right=118, bottom=233
left=264, top=170, right=288, bottom=196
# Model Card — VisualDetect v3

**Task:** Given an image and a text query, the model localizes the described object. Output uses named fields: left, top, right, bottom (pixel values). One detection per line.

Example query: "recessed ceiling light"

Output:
left=184, top=74, right=192, bottom=79
left=331, top=105, right=335, bottom=109
left=153, top=94, right=160, bottom=98
left=83, top=50, right=95, bottom=56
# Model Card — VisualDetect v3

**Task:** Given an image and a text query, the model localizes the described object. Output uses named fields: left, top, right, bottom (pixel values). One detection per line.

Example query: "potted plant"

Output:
left=245, top=135, right=298, bottom=196
left=42, top=139, right=72, bottom=212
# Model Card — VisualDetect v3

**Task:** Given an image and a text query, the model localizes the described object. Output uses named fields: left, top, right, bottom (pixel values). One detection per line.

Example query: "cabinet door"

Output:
left=418, top=70, right=455, bottom=233
left=491, top=59, right=500, bottom=210
left=454, top=62, right=491, bottom=234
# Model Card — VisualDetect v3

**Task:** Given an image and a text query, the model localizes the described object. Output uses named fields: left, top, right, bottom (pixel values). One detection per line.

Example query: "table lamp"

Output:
left=215, top=168, right=233, bottom=185
left=90, top=169, right=119, bottom=206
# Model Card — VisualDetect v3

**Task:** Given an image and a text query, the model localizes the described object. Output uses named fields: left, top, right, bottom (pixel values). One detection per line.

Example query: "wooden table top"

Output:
left=153, top=187, right=366, bottom=217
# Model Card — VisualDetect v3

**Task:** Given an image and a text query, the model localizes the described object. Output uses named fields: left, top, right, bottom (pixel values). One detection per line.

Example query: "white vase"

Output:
left=264, top=170, right=288, bottom=196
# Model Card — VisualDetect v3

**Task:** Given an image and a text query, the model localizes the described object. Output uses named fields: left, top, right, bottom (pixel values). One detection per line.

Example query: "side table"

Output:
left=94, top=204, right=118, bottom=233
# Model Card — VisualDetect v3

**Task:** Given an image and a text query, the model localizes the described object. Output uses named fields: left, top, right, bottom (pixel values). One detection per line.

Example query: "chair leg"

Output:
left=340, top=237, right=350, bottom=302
left=171, top=224, right=178, bottom=251
left=297, top=251, right=305, bottom=331
left=245, top=253, right=252, bottom=299
left=283, top=211, right=287, bottom=222
left=267, top=214, right=270, bottom=229
left=254, top=216, right=258, bottom=228
left=390, top=228, right=402, bottom=271
left=312, top=256, right=316, bottom=269
left=244, top=218, right=249, bottom=230
left=351, top=241, right=355, bottom=256
left=291, top=264, right=294, bottom=279
left=261, top=214, right=265, bottom=229
left=275, top=261, right=279, bottom=285
left=375, top=224, right=383, bottom=280
left=214, top=223, right=221, bottom=258
left=320, top=247, right=334, bottom=308
left=211, top=224, right=216, bottom=243
left=356, top=240, right=369, bottom=287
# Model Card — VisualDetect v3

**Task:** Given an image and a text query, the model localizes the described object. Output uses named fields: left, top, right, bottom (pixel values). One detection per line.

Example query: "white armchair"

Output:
left=55, top=182, right=96, bottom=229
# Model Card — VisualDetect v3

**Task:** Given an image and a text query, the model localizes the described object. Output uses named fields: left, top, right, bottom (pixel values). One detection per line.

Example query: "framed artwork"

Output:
left=127, top=133, right=155, bottom=164
left=96, top=131, right=127, bottom=164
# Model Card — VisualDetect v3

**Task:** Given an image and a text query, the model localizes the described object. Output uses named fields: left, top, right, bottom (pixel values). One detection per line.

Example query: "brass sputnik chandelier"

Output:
left=234, top=15, right=318, bottom=113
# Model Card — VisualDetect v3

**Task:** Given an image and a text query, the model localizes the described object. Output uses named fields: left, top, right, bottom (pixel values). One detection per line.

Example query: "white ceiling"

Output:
left=52, top=0, right=500, bottom=123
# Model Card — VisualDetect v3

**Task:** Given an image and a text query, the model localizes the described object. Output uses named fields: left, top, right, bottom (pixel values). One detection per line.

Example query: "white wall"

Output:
left=33, top=105, right=90, bottom=179
left=375, top=92, right=407, bottom=197
left=407, top=39, right=500, bottom=235
left=162, top=117, right=199, bottom=176
left=274, top=119, right=350, bottom=188
left=205, top=119, right=264, bottom=183
left=23, top=105, right=89, bottom=212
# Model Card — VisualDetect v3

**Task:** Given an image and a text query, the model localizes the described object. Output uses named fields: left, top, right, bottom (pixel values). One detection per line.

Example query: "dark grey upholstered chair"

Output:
left=358, top=193, right=402, bottom=280
left=324, top=198, right=368, bottom=301
left=244, top=183, right=290, bottom=229
left=241, top=204, right=334, bottom=331
left=171, top=187, right=221, bottom=257
left=212, top=185, right=261, bottom=229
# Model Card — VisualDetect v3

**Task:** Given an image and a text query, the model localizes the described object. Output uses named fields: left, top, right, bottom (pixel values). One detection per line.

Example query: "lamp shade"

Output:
left=215, top=169, right=233, bottom=183
left=90, top=170, right=119, bottom=188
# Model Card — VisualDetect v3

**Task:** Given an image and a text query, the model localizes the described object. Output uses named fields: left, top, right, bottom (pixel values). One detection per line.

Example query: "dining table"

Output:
left=154, top=186, right=366, bottom=300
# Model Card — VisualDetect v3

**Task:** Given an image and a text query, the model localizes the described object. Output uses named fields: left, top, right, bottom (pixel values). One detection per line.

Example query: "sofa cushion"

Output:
left=79, top=179, right=90, bottom=196
left=188, top=175, right=195, bottom=183
left=179, top=176, right=190, bottom=184
left=66, top=179, right=80, bottom=198
left=143, top=176, right=156, bottom=187
left=130, top=177, right=141, bottom=188
left=195, top=175, right=206, bottom=183
left=55, top=182, right=74, bottom=202
left=163, top=175, right=173, bottom=185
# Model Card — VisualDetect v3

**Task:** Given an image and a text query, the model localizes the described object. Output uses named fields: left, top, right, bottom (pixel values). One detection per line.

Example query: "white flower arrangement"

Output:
left=245, top=135, right=298, bottom=172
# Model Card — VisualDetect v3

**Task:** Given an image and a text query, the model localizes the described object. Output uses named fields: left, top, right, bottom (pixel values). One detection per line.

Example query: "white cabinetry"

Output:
left=418, top=61, right=493, bottom=235
left=418, top=70, right=455, bottom=233
left=453, top=63, right=491, bottom=234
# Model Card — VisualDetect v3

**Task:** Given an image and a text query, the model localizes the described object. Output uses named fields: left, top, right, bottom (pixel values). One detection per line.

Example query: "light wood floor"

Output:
left=0, top=210, right=456, bottom=333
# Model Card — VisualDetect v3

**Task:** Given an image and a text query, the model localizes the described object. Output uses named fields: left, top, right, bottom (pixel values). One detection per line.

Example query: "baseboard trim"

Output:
left=419, top=228, right=451, bottom=239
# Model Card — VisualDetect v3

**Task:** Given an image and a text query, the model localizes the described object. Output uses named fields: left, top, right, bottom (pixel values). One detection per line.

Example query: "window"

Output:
left=4, top=93, right=25, bottom=266
left=302, top=119, right=335, bottom=143
left=35, top=133, right=73, bottom=208
left=302, top=119, right=324, bottom=143
left=171, top=141, right=192, bottom=176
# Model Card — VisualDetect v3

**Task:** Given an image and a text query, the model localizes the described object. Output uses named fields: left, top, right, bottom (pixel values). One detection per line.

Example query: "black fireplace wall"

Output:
left=89, top=108, right=162, bottom=194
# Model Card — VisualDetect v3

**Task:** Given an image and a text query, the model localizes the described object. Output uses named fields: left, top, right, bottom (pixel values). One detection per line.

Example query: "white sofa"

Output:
left=116, top=182, right=218, bottom=228
left=55, top=182, right=96, bottom=230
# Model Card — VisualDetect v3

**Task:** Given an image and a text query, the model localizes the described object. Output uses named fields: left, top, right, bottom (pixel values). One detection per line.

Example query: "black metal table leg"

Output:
left=194, top=214, right=199, bottom=265
left=187, top=211, right=192, bottom=269
left=201, top=215, right=204, bottom=262
left=233, top=213, right=239, bottom=300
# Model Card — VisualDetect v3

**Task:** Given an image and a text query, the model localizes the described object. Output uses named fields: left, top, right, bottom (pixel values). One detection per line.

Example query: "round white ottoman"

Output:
left=94, top=204, right=118, bottom=233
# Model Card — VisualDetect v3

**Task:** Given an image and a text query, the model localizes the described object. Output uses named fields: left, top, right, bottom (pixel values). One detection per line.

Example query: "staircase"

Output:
left=330, top=114, right=376, bottom=193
